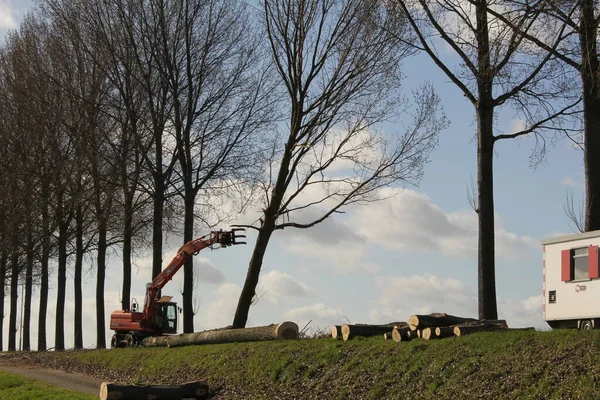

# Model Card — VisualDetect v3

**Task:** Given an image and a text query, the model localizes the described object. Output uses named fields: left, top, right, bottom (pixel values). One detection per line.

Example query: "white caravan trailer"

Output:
left=542, top=230, right=600, bottom=330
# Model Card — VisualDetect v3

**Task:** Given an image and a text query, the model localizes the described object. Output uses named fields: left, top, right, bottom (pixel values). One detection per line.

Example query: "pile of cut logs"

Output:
left=332, top=313, right=532, bottom=342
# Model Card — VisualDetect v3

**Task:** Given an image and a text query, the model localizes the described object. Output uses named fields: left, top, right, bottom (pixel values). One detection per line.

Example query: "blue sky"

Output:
left=0, top=0, right=585, bottom=349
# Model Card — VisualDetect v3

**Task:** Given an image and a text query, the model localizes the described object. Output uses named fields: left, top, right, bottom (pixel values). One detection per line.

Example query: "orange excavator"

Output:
left=109, top=228, right=245, bottom=348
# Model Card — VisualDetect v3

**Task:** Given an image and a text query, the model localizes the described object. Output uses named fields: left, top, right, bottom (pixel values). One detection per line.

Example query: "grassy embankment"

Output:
left=0, top=370, right=96, bottom=400
left=7, top=329, right=600, bottom=399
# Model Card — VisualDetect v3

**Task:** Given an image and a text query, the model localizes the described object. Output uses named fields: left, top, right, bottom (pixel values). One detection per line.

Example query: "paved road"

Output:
left=0, top=364, right=102, bottom=396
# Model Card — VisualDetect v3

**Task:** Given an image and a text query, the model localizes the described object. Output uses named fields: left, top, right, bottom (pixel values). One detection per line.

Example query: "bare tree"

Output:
left=232, top=0, right=444, bottom=328
left=155, top=0, right=274, bottom=333
left=395, top=0, right=580, bottom=319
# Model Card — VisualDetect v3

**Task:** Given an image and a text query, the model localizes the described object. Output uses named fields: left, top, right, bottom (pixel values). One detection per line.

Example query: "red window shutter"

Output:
left=561, top=249, right=573, bottom=281
left=589, top=246, right=599, bottom=279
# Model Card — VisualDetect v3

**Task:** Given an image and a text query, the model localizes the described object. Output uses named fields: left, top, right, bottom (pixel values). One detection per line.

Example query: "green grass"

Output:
left=9, top=329, right=600, bottom=399
left=0, top=370, right=96, bottom=400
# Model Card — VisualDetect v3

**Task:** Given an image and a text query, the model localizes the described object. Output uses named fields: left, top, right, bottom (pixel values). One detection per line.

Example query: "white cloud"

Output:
left=351, top=188, right=537, bottom=260
left=284, top=303, right=343, bottom=320
left=0, top=3, right=16, bottom=29
left=260, top=271, right=314, bottom=303
left=199, top=283, right=241, bottom=330
left=497, top=295, right=546, bottom=330
left=279, top=188, right=536, bottom=274
left=561, top=176, right=583, bottom=189
left=508, top=118, right=526, bottom=134
left=368, top=273, right=476, bottom=324
left=284, top=303, right=344, bottom=335
left=193, top=258, right=226, bottom=284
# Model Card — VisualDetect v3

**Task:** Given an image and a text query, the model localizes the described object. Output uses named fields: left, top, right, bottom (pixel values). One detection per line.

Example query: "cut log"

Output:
left=421, top=327, right=433, bottom=341
left=159, top=322, right=298, bottom=348
left=406, top=329, right=418, bottom=340
left=391, top=326, right=414, bottom=343
left=408, top=313, right=477, bottom=330
left=453, top=320, right=508, bottom=336
left=99, top=381, right=209, bottom=400
left=141, top=335, right=170, bottom=347
left=331, top=325, right=343, bottom=339
left=434, top=326, right=456, bottom=339
left=341, top=324, right=402, bottom=341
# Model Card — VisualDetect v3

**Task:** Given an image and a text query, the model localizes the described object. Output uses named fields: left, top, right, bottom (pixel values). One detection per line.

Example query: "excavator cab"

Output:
left=154, top=297, right=178, bottom=333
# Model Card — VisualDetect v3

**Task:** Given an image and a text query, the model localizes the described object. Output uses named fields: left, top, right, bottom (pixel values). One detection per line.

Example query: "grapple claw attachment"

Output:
left=230, top=228, right=246, bottom=245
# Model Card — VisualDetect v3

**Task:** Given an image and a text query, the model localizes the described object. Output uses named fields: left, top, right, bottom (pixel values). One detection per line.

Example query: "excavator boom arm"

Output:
left=142, top=229, right=245, bottom=325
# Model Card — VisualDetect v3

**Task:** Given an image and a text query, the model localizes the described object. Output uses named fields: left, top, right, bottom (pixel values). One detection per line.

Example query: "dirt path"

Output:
left=0, top=364, right=103, bottom=396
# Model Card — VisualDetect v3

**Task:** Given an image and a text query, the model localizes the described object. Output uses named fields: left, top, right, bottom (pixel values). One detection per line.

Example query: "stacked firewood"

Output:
left=332, top=313, right=532, bottom=342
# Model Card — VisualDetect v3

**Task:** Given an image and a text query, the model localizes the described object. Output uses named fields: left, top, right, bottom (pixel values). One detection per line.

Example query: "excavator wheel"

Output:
left=110, top=334, right=118, bottom=349
left=125, top=333, right=136, bottom=348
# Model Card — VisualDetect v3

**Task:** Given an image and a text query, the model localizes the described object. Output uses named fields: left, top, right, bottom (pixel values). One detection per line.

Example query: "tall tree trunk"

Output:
left=96, top=224, right=107, bottom=349
left=122, top=204, right=133, bottom=311
left=74, top=206, right=84, bottom=349
left=182, top=192, right=195, bottom=333
left=477, top=105, right=497, bottom=320
left=152, top=150, right=165, bottom=280
left=0, top=253, right=5, bottom=351
left=232, top=221, right=276, bottom=329
left=580, top=0, right=600, bottom=232
left=8, top=249, right=19, bottom=351
left=475, top=1, right=497, bottom=321
left=55, top=220, right=69, bottom=351
left=22, top=232, right=34, bottom=351
left=37, top=241, right=50, bottom=352
left=38, top=190, right=50, bottom=352
left=232, top=118, right=297, bottom=329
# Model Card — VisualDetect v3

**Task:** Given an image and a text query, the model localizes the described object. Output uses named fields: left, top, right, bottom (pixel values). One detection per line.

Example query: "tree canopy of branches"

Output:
left=485, top=1, right=598, bottom=232
left=232, top=0, right=445, bottom=329
left=395, top=0, right=580, bottom=319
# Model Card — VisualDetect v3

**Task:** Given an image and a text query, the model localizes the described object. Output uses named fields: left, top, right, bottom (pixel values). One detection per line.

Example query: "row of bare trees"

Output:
left=0, top=0, right=597, bottom=351
left=0, top=0, right=275, bottom=350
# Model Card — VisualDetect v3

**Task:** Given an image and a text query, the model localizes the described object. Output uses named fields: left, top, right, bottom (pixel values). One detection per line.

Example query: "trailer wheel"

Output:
left=580, top=319, right=593, bottom=331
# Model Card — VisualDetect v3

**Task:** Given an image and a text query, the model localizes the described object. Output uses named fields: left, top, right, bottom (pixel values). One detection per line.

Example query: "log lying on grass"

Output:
left=408, top=313, right=477, bottom=330
left=391, top=326, right=416, bottom=343
left=99, top=381, right=209, bottom=400
left=167, top=322, right=298, bottom=348
left=421, top=327, right=434, bottom=341
left=453, top=320, right=508, bottom=336
left=142, top=322, right=298, bottom=348
left=341, top=323, right=406, bottom=341
left=434, top=326, right=456, bottom=339
left=331, top=325, right=343, bottom=339
left=142, top=335, right=169, bottom=347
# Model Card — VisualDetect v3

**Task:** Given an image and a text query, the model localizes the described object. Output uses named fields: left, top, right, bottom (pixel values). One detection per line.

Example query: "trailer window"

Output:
left=573, top=248, right=588, bottom=281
